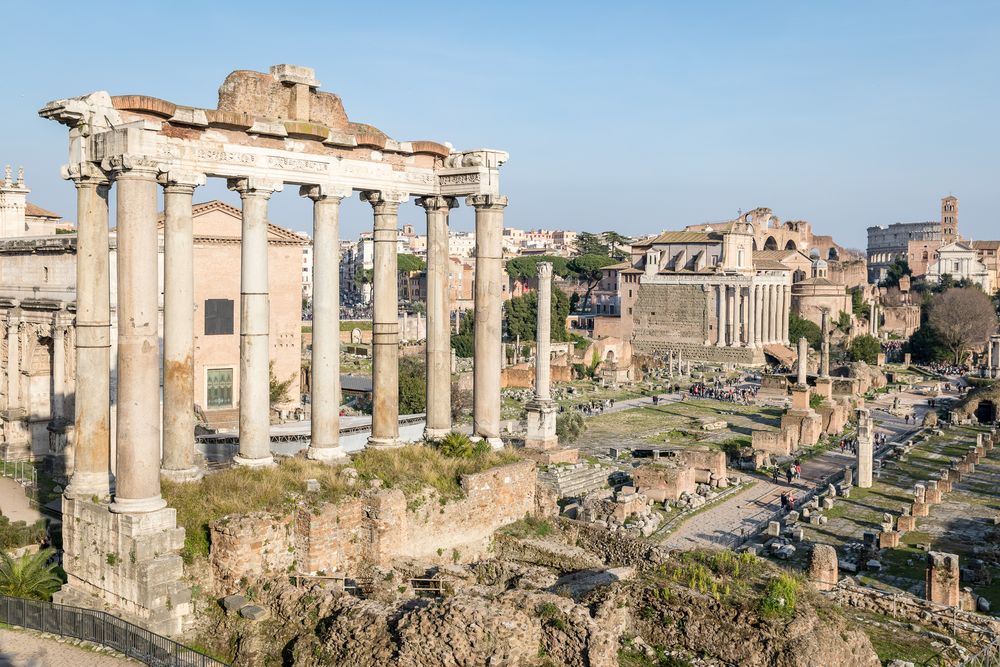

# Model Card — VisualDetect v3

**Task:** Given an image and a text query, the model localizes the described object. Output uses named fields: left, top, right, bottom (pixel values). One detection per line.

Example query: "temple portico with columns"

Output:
left=39, top=64, right=508, bottom=633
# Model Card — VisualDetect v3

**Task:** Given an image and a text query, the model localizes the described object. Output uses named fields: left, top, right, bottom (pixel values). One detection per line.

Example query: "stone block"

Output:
left=911, top=502, right=929, bottom=517
left=821, top=497, right=835, bottom=510
left=240, top=605, right=270, bottom=621
left=866, top=560, right=882, bottom=571
left=223, top=594, right=248, bottom=612
left=879, top=531, right=900, bottom=549
left=897, top=515, right=917, bottom=532
left=786, top=510, right=799, bottom=523
left=808, top=544, right=838, bottom=591
left=767, top=521, right=781, bottom=537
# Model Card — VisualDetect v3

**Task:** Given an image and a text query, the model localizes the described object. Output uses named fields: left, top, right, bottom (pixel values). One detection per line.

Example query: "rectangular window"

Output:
left=204, top=299, right=234, bottom=335
left=206, top=368, right=234, bottom=409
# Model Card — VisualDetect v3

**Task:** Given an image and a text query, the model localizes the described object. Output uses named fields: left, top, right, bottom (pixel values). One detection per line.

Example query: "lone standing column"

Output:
left=228, top=177, right=283, bottom=467
left=303, top=185, right=351, bottom=461
left=526, top=262, right=558, bottom=449
left=856, top=408, right=874, bottom=488
left=109, top=157, right=166, bottom=513
left=64, top=165, right=112, bottom=499
left=797, top=337, right=808, bottom=385
left=364, top=190, right=407, bottom=448
left=468, top=194, right=508, bottom=447
left=160, top=171, right=205, bottom=482
left=821, top=310, right=831, bottom=377
left=417, top=196, right=457, bottom=441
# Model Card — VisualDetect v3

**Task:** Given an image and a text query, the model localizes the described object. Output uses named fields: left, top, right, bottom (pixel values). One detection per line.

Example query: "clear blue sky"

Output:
left=2, top=1, right=998, bottom=249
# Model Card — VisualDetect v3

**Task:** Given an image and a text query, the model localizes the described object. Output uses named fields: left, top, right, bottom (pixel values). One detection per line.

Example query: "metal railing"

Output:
left=963, top=636, right=1000, bottom=667
left=0, top=457, right=39, bottom=508
left=0, top=595, right=229, bottom=667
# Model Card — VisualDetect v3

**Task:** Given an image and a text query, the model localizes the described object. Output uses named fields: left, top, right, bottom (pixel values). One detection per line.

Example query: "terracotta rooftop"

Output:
left=633, top=231, right=719, bottom=247
left=25, top=202, right=61, bottom=219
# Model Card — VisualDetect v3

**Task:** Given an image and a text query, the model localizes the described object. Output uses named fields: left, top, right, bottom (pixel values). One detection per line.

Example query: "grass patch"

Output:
left=759, top=573, right=799, bottom=619
left=503, top=516, right=554, bottom=538
left=164, top=446, right=521, bottom=563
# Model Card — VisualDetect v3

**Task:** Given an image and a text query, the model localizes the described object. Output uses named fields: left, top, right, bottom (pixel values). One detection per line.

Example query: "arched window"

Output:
left=764, top=236, right=778, bottom=250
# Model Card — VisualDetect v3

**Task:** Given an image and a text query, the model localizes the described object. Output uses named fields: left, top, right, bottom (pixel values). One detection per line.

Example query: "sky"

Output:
left=1, top=1, right=998, bottom=250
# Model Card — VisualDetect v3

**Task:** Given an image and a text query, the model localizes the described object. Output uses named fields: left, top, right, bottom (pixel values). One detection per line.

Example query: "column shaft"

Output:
left=304, top=186, right=349, bottom=460
left=365, top=191, right=405, bottom=448
left=761, top=285, right=771, bottom=344
left=469, top=195, right=508, bottom=445
left=754, top=285, right=763, bottom=346
left=5, top=313, right=19, bottom=410
left=65, top=171, right=111, bottom=499
left=110, top=166, right=166, bottom=513
left=52, top=324, right=65, bottom=420
left=229, top=178, right=281, bottom=466
left=716, top=285, right=727, bottom=346
left=418, top=196, right=456, bottom=440
left=781, top=285, right=790, bottom=344
left=535, top=263, right=553, bottom=399
left=747, top=285, right=756, bottom=347
left=161, top=176, right=202, bottom=480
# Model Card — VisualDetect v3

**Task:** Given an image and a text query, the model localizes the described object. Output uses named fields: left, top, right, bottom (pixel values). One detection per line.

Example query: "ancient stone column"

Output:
left=808, top=544, right=838, bottom=591
left=160, top=172, right=205, bottom=482
left=526, top=262, right=558, bottom=449
left=780, top=285, right=790, bottom=344
left=761, top=284, right=772, bottom=344
left=856, top=407, right=874, bottom=489
left=754, top=284, right=763, bottom=346
left=797, top=337, right=808, bottom=385
left=5, top=310, right=19, bottom=413
left=229, top=177, right=283, bottom=467
left=869, top=302, right=877, bottom=336
left=730, top=286, right=740, bottom=345
left=747, top=284, right=756, bottom=347
left=52, top=321, right=65, bottom=421
left=303, top=185, right=351, bottom=461
left=109, top=158, right=166, bottom=513
left=468, top=194, right=508, bottom=447
left=418, top=196, right=457, bottom=441
left=716, top=284, right=728, bottom=346
left=364, top=190, right=407, bottom=448
left=820, top=310, right=831, bottom=377
left=64, top=165, right=112, bottom=499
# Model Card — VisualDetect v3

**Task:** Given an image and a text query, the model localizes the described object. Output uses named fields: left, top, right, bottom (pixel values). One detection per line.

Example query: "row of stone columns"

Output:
left=714, top=282, right=789, bottom=347
left=64, top=158, right=509, bottom=510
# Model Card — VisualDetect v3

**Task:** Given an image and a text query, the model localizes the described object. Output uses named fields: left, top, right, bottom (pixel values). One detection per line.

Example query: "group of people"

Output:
left=688, top=381, right=759, bottom=404
left=561, top=398, right=616, bottom=416
left=926, top=362, right=970, bottom=376
left=771, top=460, right=803, bottom=485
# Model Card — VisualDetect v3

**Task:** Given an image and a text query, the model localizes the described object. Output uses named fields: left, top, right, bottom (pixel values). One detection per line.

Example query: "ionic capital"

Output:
left=227, top=177, right=284, bottom=198
left=415, top=196, right=457, bottom=213
left=62, top=162, right=110, bottom=187
left=100, top=154, right=160, bottom=177
left=465, top=194, right=508, bottom=210
left=158, top=170, right=206, bottom=192
left=300, top=183, right=353, bottom=202
left=361, top=189, right=408, bottom=214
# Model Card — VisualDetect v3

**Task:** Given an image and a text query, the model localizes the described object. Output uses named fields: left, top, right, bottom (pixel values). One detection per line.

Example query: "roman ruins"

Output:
left=525, top=262, right=558, bottom=449
left=856, top=407, right=874, bottom=488
left=38, top=64, right=509, bottom=631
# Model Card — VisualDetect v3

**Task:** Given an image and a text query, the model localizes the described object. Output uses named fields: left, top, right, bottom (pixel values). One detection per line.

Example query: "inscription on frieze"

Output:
left=440, top=173, right=481, bottom=186
left=197, top=148, right=257, bottom=165
left=267, top=155, right=329, bottom=173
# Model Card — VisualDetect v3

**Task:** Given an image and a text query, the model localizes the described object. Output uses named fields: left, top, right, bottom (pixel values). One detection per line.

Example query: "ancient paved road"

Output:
left=0, top=629, right=138, bottom=666
left=659, top=382, right=947, bottom=550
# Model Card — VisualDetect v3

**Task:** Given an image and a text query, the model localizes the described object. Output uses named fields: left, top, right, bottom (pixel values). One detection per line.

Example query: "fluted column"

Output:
left=417, top=196, right=457, bottom=441
left=468, top=194, right=508, bottom=446
left=52, top=321, right=66, bottom=421
left=780, top=284, right=790, bottom=344
left=770, top=285, right=780, bottom=344
left=747, top=285, right=756, bottom=347
left=303, top=185, right=351, bottom=461
left=229, top=177, right=283, bottom=467
left=160, top=171, right=205, bottom=482
left=761, top=284, right=771, bottom=344
left=5, top=310, right=19, bottom=412
left=716, top=284, right=727, bottom=346
left=64, top=164, right=112, bottom=499
left=535, top=262, right=553, bottom=399
left=364, top=190, right=407, bottom=448
left=109, top=158, right=166, bottom=513
left=753, top=285, right=763, bottom=346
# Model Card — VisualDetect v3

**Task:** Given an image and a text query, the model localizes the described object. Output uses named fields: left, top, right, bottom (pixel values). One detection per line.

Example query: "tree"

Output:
left=505, top=255, right=571, bottom=281
left=269, top=360, right=293, bottom=406
left=574, top=232, right=609, bottom=257
left=788, top=313, right=822, bottom=350
left=567, top=254, right=618, bottom=312
left=850, top=288, right=867, bottom=318
left=398, top=357, right=426, bottom=414
left=602, top=231, right=632, bottom=260
left=835, top=311, right=851, bottom=333
left=880, top=258, right=912, bottom=288
left=397, top=253, right=426, bottom=273
left=905, top=323, right=949, bottom=363
left=556, top=412, right=586, bottom=444
left=928, top=287, right=999, bottom=364
left=848, top=335, right=881, bottom=364
left=505, top=287, right=570, bottom=342
left=0, top=548, right=62, bottom=601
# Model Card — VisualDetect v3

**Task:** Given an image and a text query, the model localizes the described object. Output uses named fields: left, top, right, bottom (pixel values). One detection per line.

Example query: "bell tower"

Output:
left=940, top=195, right=958, bottom=243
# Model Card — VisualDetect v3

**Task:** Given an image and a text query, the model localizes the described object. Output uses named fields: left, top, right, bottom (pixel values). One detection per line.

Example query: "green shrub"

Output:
left=0, top=548, right=62, bottom=600
left=438, top=432, right=475, bottom=458
left=759, top=574, right=799, bottom=619
left=556, top=412, right=586, bottom=443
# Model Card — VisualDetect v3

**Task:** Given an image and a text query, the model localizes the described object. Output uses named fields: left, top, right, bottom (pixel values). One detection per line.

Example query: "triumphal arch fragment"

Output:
left=39, top=64, right=508, bottom=633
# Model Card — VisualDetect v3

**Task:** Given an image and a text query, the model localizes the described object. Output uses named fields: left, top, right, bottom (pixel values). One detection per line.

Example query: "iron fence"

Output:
left=963, top=636, right=1000, bottom=667
left=0, top=595, right=229, bottom=667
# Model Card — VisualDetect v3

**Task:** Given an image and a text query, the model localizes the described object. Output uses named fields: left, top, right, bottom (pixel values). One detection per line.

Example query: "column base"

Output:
left=109, top=494, right=168, bottom=514
left=160, top=467, right=204, bottom=483
left=233, top=454, right=276, bottom=468
left=423, top=427, right=451, bottom=442
left=367, top=436, right=402, bottom=449
left=64, top=471, right=114, bottom=501
left=306, top=446, right=348, bottom=462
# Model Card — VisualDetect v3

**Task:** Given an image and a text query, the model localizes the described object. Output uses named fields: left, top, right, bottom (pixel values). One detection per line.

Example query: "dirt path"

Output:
left=0, top=628, right=138, bottom=666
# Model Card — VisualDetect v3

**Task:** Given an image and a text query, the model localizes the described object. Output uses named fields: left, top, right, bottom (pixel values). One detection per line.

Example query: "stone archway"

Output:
left=784, top=239, right=797, bottom=251
left=764, top=236, right=778, bottom=250
left=975, top=399, right=997, bottom=424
